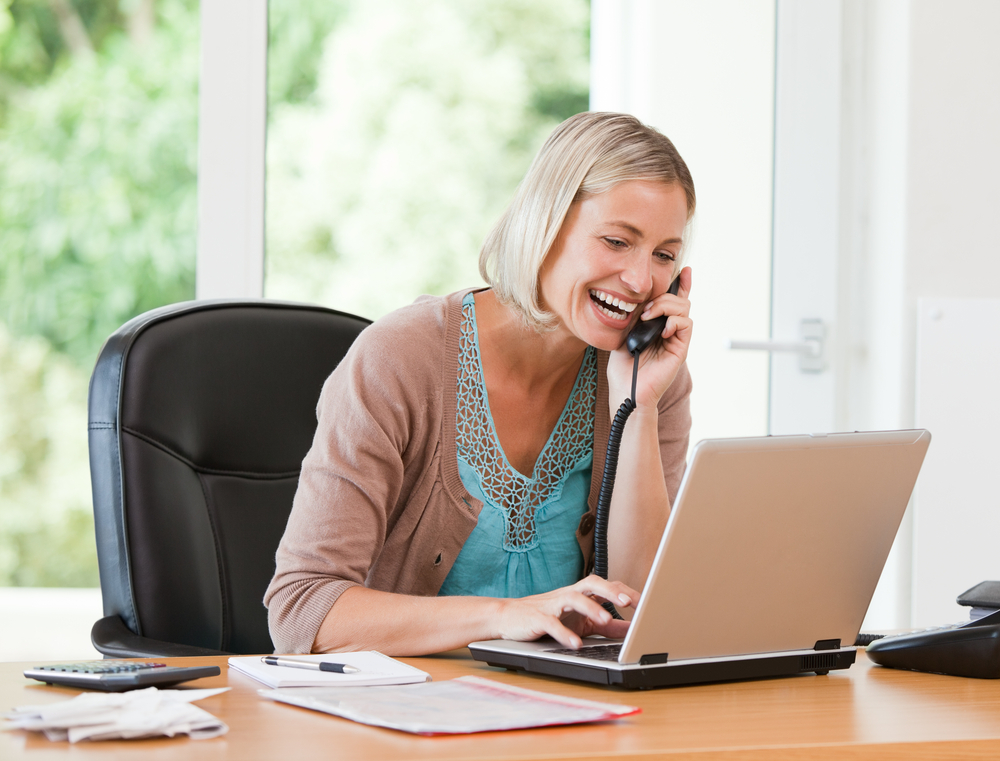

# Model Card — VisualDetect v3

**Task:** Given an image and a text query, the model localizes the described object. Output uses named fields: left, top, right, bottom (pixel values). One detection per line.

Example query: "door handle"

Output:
left=728, top=319, right=826, bottom=373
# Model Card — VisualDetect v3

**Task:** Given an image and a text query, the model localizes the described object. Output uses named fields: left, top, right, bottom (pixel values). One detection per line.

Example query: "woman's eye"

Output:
left=605, top=238, right=627, bottom=248
left=655, top=251, right=677, bottom=262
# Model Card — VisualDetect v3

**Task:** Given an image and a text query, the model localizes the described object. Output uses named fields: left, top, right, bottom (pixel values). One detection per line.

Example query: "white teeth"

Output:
left=596, top=304, right=629, bottom=321
left=590, top=290, right=637, bottom=313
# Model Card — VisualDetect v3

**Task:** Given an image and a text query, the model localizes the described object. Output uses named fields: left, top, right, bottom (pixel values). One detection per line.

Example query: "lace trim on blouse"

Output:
left=455, top=294, right=597, bottom=552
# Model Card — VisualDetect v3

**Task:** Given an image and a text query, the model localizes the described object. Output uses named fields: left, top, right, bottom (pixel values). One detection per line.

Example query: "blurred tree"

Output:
left=0, top=0, right=196, bottom=585
left=264, top=0, right=590, bottom=320
left=0, top=324, right=95, bottom=586
left=267, top=0, right=348, bottom=107
left=0, top=0, right=197, bottom=369
left=0, top=0, right=131, bottom=121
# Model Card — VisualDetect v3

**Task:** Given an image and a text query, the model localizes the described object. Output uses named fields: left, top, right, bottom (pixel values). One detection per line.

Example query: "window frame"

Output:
left=196, top=0, right=268, bottom=299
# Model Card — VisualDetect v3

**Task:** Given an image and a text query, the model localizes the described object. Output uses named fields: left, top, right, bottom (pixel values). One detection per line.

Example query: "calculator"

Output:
left=23, top=661, right=221, bottom=692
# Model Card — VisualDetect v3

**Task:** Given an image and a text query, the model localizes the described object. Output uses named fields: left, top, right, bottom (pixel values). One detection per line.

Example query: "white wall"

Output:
left=847, top=0, right=1000, bottom=436
left=915, top=299, right=1000, bottom=626
left=789, top=0, right=1000, bottom=627
left=591, top=0, right=775, bottom=449
left=903, top=0, right=1000, bottom=625
left=906, top=1, right=1000, bottom=302
left=594, top=0, right=1000, bottom=629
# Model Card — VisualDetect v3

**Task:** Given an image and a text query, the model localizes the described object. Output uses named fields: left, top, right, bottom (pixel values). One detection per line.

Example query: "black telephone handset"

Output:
left=593, top=276, right=681, bottom=619
left=625, top=277, right=680, bottom=356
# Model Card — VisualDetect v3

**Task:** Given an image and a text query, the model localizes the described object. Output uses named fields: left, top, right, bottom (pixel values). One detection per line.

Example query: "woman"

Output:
left=265, top=112, right=695, bottom=655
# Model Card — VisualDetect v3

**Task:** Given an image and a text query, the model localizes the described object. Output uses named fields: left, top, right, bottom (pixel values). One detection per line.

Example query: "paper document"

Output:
left=261, top=675, right=640, bottom=734
left=228, top=652, right=430, bottom=688
left=3, top=687, right=229, bottom=743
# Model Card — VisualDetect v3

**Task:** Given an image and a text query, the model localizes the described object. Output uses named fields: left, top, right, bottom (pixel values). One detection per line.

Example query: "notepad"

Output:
left=227, top=652, right=430, bottom=688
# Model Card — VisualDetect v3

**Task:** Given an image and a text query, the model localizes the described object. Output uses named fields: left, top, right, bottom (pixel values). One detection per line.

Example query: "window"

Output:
left=263, top=0, right=591, bottom=319
left=0, top=0, right=199, bottom=590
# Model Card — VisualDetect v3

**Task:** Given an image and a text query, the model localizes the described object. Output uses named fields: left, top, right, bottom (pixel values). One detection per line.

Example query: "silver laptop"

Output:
left=470, top=429, right=931, bottom=689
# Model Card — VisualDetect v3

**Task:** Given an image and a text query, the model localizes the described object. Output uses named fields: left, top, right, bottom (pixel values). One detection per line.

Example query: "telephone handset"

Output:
left=594, top=275, right=682, bottom=619
left=625, top=276, right=680, bottom=356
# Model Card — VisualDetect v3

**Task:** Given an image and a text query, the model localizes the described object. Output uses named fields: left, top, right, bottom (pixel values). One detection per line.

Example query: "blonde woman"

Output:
left=266, top=112, right=695, bottom=656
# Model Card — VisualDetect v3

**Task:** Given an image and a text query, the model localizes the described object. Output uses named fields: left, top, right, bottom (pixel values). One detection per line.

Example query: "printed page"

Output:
left=261, top=676, right=639, bottom=734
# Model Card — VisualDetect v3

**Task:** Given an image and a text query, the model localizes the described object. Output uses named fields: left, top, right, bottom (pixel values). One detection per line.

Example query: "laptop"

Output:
left=470, top=429, right=931, bottom=689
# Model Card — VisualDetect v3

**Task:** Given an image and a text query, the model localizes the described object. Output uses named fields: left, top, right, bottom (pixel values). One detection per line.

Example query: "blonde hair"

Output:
left=479, top=112, right=696, bottom=329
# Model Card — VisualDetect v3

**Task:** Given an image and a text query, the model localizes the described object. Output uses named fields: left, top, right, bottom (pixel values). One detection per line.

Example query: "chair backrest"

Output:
left=88, top=299, right=370, bottom=654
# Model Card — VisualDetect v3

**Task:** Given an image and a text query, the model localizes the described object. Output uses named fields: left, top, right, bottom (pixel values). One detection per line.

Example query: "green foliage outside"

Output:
left=0, top=0, right=198, bottom=368
left=264, top=0, right=590, bottom=319
left=0, top=0, right=588, bottom=587
left=0, top=0, right=198, bottom=586
left=0, top=327, right=94, bottom=585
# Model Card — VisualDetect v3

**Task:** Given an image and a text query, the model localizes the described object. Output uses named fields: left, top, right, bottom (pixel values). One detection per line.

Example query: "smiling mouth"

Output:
left=589, top=289, right=638, bottom=322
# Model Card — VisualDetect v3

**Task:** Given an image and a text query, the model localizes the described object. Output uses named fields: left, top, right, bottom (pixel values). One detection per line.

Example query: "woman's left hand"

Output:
left=607, top=266, right=693, bottom=410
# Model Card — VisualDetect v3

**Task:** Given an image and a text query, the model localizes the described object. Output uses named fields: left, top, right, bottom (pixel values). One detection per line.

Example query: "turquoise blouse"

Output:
left=438, top=292, right=595, bottom=599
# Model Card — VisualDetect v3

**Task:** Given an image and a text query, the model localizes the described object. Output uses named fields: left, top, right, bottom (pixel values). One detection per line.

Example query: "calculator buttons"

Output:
left=35, top=661, right=166, bottom=674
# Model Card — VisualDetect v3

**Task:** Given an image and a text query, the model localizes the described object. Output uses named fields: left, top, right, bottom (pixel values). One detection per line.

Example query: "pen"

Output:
left=261, top=656, right=360, bottom=674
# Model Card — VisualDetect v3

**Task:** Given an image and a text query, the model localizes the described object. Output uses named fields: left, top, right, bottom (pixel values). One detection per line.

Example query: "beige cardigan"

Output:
left=264, top=290, right=692, bottom=653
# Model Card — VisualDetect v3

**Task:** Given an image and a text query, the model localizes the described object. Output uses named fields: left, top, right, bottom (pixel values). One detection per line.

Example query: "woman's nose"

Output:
left=620, top=252, right=652, bottom=295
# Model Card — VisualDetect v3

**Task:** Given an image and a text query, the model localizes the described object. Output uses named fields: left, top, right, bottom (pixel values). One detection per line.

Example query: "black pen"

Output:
left=261, top=656, right=361, bottom=674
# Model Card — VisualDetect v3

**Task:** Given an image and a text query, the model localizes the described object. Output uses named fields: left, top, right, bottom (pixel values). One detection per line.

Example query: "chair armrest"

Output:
left=91, top=615, right=233, bottom=658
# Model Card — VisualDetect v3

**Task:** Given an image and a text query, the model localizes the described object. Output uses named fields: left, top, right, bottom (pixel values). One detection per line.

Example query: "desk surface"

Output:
left=4, top=650, right=1000, bottom=760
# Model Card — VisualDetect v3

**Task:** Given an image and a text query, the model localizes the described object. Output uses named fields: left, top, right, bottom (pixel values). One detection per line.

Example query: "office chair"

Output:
left=87, top=299, right=370, bottom=657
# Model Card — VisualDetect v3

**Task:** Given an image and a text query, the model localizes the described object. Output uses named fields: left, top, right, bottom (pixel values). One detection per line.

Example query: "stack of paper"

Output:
left=3, top=687, right=229, bottom=743
left=227, top=652, right=430, bottom=688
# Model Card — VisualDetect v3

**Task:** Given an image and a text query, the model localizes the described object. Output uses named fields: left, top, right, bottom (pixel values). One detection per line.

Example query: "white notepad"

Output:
left=227, top=652, right=430, bottom=688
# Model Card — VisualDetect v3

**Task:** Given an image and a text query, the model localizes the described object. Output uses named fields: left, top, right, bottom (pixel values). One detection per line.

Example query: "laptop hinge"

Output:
left=639, top=653, right=668, bottom=665
left=813, top=639, right=841, bottom=651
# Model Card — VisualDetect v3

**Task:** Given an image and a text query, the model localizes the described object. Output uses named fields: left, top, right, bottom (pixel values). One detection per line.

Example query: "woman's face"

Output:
left=538, top=180, right=688, bottom=352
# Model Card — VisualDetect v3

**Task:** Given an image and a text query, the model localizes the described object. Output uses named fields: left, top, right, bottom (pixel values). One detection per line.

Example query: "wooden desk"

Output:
left=3, top=650, right=1000, bottom=759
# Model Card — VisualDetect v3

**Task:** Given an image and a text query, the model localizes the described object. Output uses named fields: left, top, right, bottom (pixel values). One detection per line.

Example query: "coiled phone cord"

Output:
left=593, top=279, right=676, bottom=619
left=593, top=351, right=641, bottom=620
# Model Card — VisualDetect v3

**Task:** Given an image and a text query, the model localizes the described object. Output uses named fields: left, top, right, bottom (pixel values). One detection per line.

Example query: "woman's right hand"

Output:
left=495, top=575, right=639, bottom=649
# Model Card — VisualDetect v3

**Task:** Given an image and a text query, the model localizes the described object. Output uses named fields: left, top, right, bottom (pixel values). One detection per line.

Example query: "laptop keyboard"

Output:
left=545, top=643, right=622, bottom=661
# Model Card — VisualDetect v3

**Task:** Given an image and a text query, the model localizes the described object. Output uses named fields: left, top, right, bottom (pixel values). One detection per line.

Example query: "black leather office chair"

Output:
left=87, top=299, right=370, bottom=657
